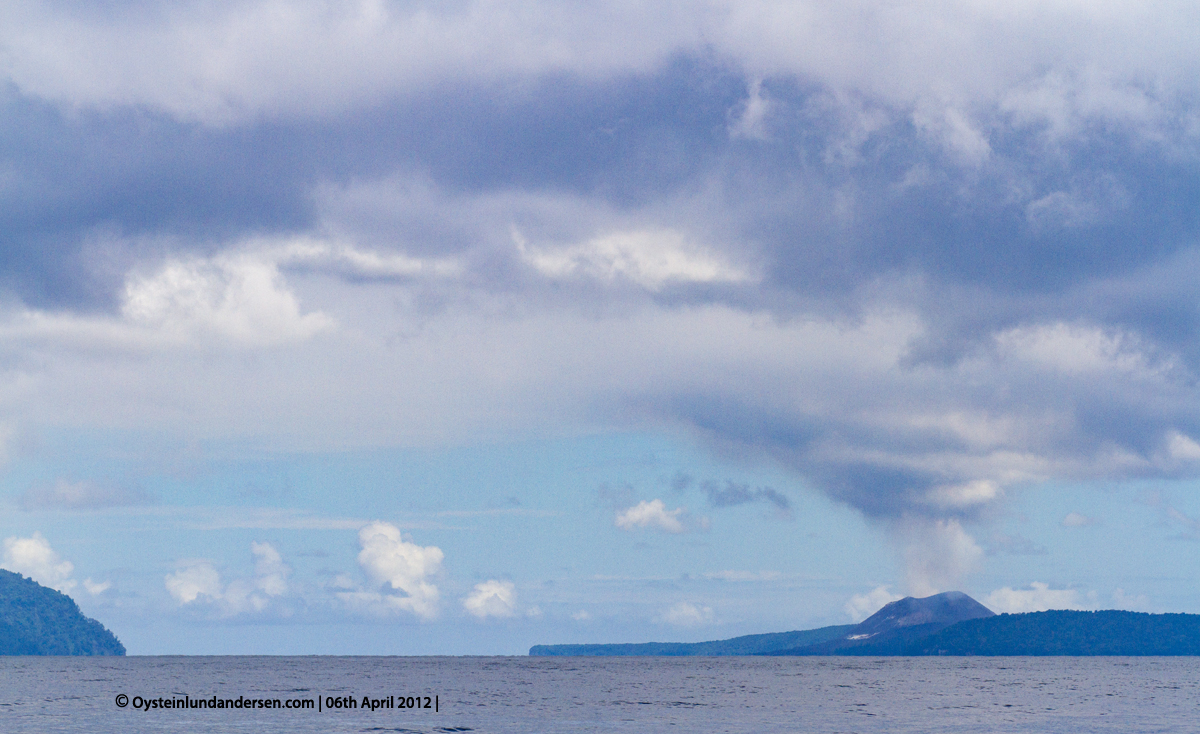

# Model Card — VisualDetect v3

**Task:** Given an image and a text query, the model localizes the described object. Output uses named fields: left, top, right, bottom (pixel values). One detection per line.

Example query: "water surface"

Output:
left=1, top=656, right=1195, bottom=733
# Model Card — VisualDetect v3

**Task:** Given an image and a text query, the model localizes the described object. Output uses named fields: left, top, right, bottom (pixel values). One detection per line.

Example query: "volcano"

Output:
left=766, top=591, right=995, bottom=655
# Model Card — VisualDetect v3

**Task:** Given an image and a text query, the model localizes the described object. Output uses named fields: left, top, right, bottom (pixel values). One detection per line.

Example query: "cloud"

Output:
left=165, top=560, right=223, bottom=605
left=164, top=542, right=291, bottom=614
left=897, top=518, right=984, bottom=597
left=1167, top=431, right=1200, bottom=461
left=1111, top=588, right=1150, bottom=611
left=1141, top=492, right=1200, bottom=540
left=462, top=579, right=518, bottom=619
left=728, top=78, right=772, bottom=141
left=82, top=578, right=112, bottom=596
left=615, top=499, right=686, bottom=533
left=984, top=582, right=1086, bottom=614
left=121, top=252, right=334, bottom=347
left=703, top=570, right=782, bottom=582
left=517, top=228, right=751, bottom=290
left=844, top=586, right=903, bottom=623
left=1, top=532, right=77, bottom=592
left=6, top=1, right=1200, bottom=605
left=352, top=522, right=443, bottom=620
left=658, top=601, right=714, bottom=627
left=19, top=478, right=151, bottom=511
left=251, top=541, right=290, bottom=597
left=703, top=481, right=791, bottom=515
left=6, top=0, right=1200, bottom=136
left=1061, top=512, right=1097, bottom=528
left=0, top=248, right=333, bottom=353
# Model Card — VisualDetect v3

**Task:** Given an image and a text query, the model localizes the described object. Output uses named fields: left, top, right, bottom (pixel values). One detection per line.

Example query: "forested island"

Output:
left=908, top=610, right=1200, bottom=656
left=0, top=569, right=125, bottom=655
left=531, top=592, right=1200, bottom=657
left=529, top=624, right=854, bottom=656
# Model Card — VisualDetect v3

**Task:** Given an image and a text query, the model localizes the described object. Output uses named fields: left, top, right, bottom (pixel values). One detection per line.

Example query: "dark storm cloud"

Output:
left=5, top=23, right=1200, bottom=531
left=0, top=87, right=313, bottom=309
left=0, top=57, right=746, bottom=308
left=8, top=53, right=1198, bottom=328
left=702, top=480, right=791, bottom=513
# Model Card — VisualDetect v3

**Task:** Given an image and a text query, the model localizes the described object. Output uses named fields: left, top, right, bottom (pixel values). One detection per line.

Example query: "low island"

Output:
left=532, top=591, right=1200, bottom=657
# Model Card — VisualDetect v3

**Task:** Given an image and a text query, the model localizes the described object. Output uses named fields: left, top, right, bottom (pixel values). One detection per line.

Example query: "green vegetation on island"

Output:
left=529, top=624, right=853, bottom=656
left=531, top=593, right=1200, bottom=657
left=0, top=569, right=125, bottom=655
left=907, top=610, right=1200, bottom=656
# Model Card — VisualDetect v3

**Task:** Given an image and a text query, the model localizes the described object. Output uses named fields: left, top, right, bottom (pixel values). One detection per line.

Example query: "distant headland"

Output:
left=531, top=591, right=1200, bottom=656
left=0, top=569, right=125, bottom=655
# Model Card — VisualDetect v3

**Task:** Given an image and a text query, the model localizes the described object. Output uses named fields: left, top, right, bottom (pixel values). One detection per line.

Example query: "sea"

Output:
left=1, top=656, right=1197, bottom=733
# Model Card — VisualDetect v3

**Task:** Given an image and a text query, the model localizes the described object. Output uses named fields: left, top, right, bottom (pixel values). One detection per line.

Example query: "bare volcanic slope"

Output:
left=0, top=569, right=125, bottom=655
left=766, top=591, right=996, bottom=655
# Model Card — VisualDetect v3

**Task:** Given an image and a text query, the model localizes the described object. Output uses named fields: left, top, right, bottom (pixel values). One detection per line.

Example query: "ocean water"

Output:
left=1, top=656, right=1197, bottom=733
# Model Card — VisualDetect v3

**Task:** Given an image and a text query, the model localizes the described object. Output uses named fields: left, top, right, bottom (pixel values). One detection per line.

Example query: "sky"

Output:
left=2, top=0, right=1200, bottom=654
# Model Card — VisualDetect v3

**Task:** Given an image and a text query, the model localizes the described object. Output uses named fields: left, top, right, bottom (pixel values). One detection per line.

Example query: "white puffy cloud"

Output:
left=2, top=532, right=81, bottom=592
left=2, top=532, right=77, bottom=592
left=165, top=560, right=223, bottom=605
left=121, top=252, right=333, bottom=347
left=615, top=499, right=687, bottom=533
left=164, top=542, right=291, bottom=614
left=0, top=249, right=332, bottom=354
left=984, top=582, right=1086, bottom=614
left=844, top=585, right=903, bottom=623
left=1, top=532, right=112, bottom=596
left=251, top=541, right=289, bottom=597
left=353, top=522, right=443, bottom=620
left=462, top=579, right=518, bottom=619
left=658, top=601, right=714, bottom=627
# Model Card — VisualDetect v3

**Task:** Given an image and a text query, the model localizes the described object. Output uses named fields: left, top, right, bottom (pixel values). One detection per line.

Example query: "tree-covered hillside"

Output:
left=529, top=625, right=854, bottom=656
left=0, top=569, right=125, bottom=655
left=910, top=610, right=1200, bottom=656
